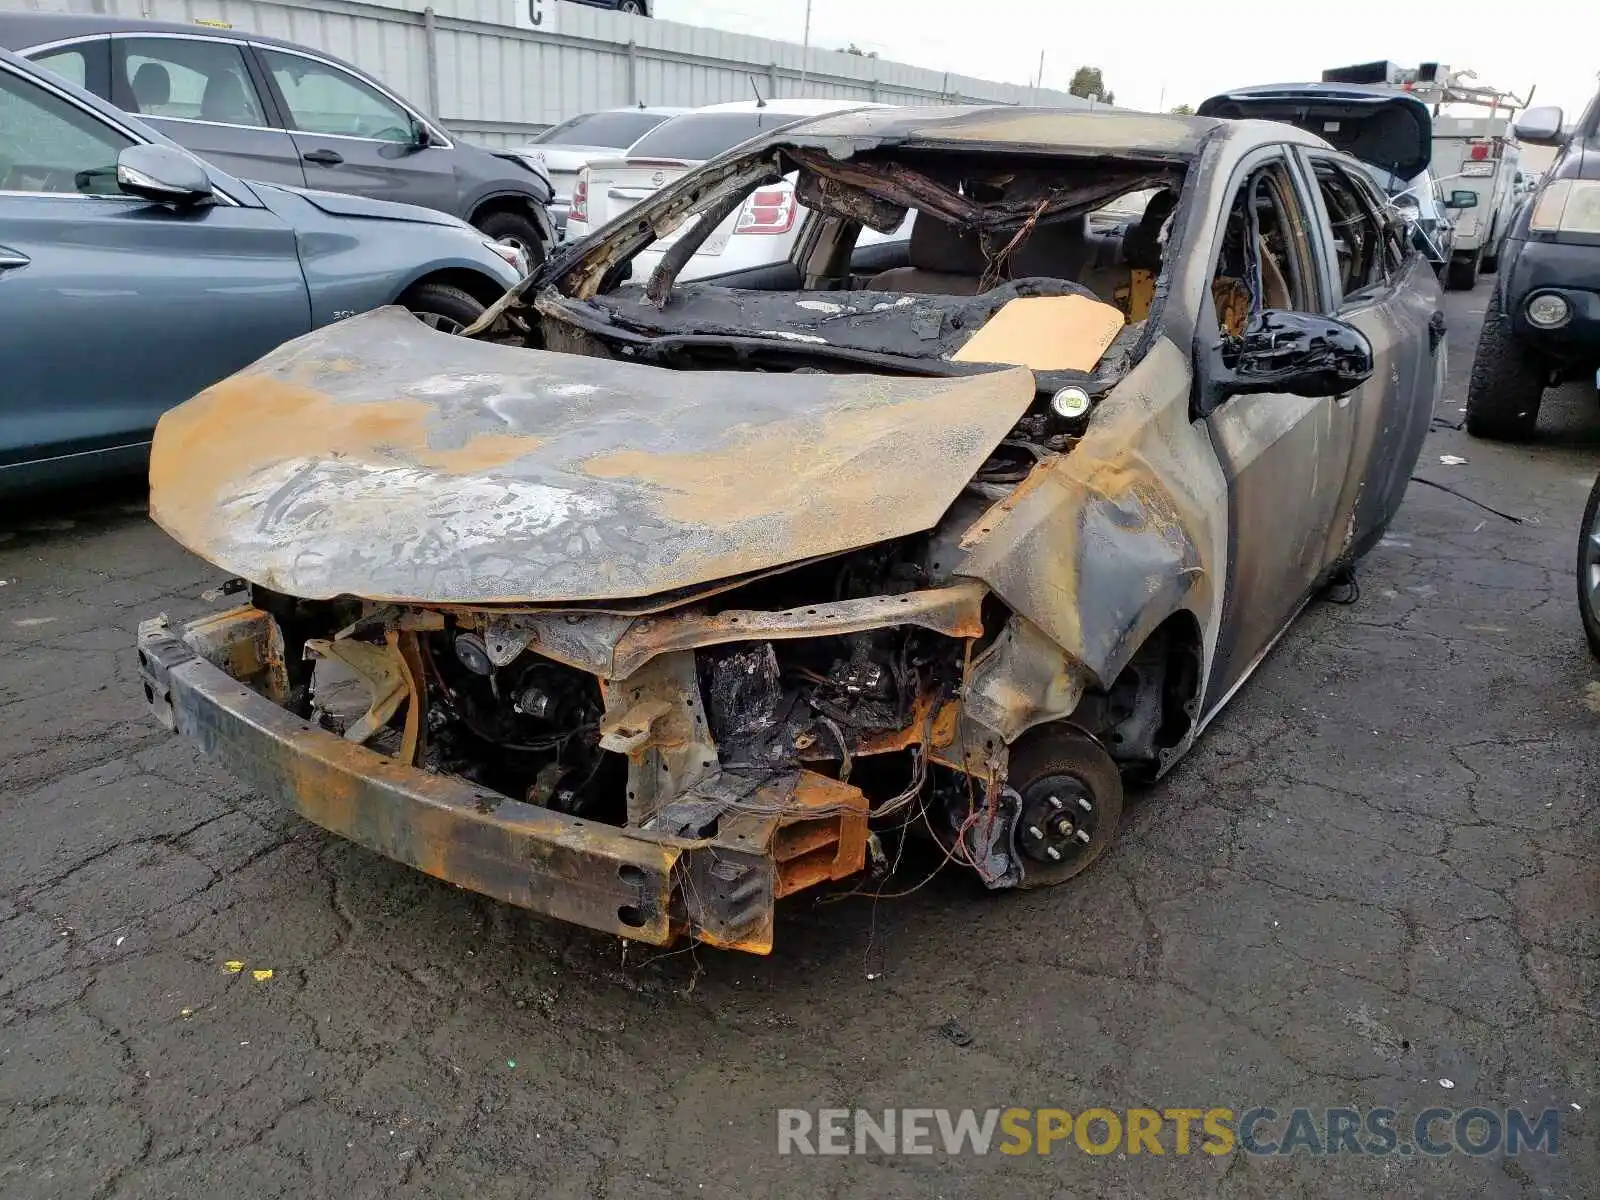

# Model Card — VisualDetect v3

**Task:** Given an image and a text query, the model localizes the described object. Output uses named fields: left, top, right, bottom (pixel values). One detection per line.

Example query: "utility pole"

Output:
left=799, top=0, right=812, bottom=90
left=1034, top=49, right=1045, bottom=99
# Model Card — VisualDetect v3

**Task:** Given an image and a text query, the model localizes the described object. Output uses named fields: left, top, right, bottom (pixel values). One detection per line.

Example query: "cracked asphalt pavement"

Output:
left=0, top=290, right=1595, bottom=1198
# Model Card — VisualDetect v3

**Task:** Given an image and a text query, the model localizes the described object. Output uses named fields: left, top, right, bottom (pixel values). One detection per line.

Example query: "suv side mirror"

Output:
left=1446, top=190, right=1479, bottom=209
left=1514, top=106, right=1565, bottom=145
left=115, top=144, right=214, bottom=206
left=1212, top=311, right=1374, bottom=404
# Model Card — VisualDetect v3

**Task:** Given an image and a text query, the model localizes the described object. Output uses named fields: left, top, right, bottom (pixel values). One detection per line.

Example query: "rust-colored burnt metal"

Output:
left=958, top=338, right=1224, bottom=690
left=172, top=606, right=279, bottom=693
left=147, top=307, right=1035, bottom=606
left=773, top=773, right=869, bottom=898
left=446, top=583, right=986, bottom=682
left=851, top=693, right=961, bottom=757
left=303, top=634, right=409, bottom=746
left=706, top=771, right=869, bottom=902
left=394, top=631, right=426, bottom=766
left=598, top=651, right=716, bottom=826
left=962, top=615, right=1093, bottom=744
left=606, top=581, right=987, bottom=680
left=785, top=106, right=1216, bottom=158
left=141, top=621, right=692, bottom=944
left=783, top=145, right=1174, bottom=235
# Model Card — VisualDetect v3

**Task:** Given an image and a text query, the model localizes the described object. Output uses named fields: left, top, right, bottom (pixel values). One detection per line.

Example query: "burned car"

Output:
left=137, top=107, right=1442, bottom=953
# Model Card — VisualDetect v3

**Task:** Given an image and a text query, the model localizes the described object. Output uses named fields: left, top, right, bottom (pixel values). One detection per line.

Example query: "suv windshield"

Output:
left=534, top=110, right=673, bottom=148
left=626, top=111, right=820, bottom=162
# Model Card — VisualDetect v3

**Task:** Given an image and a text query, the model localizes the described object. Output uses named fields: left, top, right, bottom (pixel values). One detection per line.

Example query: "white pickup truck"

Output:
left=1431, top=113, right=1523, bottom=290
left=1309, top=62, right=1532, bottom=291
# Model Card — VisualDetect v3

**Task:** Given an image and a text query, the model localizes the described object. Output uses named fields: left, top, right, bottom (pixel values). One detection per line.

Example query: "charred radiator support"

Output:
left=598, top=651, right=717, bottom=827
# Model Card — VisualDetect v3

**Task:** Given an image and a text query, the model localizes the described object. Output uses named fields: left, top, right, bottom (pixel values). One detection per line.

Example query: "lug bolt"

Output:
left=1078, top=797, right=1093, bottom=812
left=1027, top=825, right=1044, bottom=840
left=1075, top=829, right=1091, bottom=844
left=1046, top=846, right=1062, bottom=861
left=1048, top=795, right=1063, bottom=811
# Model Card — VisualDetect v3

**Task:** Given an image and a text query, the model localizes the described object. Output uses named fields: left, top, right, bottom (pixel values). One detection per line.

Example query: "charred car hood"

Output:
left=148, top=307, right=1035, bottom=605
left=1198, top=84, right=1432, bottom=180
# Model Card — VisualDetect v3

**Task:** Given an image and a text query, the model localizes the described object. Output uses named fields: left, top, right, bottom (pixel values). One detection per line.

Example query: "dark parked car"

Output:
left=0, top=47, right=521, bottom=494
left=1465, top=90, right=1600, bottom=440
left=136, top=104, right=1441, bottom=954
left=0, top=11, right=556, bottom=259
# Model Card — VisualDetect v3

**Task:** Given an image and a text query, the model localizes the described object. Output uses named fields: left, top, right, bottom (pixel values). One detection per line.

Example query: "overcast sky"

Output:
left=654, top=0, right=1597, bottom=119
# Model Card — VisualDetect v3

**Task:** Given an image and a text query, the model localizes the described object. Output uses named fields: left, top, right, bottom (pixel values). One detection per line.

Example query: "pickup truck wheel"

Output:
left=401, top=282, right=485, bottom=336
left=474, top=211, right=547, bottom=266
left=1006, top=728, right=1124, bottom=889
left=1465, top=290, right=1546, bottom=441
left=1579, top=474, right=1600, bottom=659
left=1445, top=249, right=1480, bottom=291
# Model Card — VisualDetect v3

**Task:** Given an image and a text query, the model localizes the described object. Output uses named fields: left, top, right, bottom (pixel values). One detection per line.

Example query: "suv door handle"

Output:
left=302, top=149, right=344, bottom=166
left=0, top=249, right=30, bottom=273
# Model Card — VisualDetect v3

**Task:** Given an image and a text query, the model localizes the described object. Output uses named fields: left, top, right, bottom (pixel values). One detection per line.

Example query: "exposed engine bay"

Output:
left=239, top=399, right=1200, bottom=948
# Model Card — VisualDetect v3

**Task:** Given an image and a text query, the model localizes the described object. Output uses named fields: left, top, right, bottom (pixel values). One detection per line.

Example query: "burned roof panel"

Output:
left=772, top=105, right=1227, bottom=159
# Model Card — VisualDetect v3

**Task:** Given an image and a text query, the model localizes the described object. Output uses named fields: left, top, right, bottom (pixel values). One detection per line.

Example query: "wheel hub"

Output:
left=1016, top=773, right=1097, bottom=866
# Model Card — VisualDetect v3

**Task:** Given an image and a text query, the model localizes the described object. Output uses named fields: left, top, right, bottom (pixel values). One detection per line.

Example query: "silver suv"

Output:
left=0, top=11, right=556, bottom=260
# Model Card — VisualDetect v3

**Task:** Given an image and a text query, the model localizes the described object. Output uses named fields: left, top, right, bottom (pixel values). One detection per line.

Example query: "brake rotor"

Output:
left=1015, top=772, right=1100, bottom=870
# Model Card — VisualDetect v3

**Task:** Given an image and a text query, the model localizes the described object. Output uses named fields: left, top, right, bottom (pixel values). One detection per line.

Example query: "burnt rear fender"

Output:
left=955, top=338, right=1228, bottom=692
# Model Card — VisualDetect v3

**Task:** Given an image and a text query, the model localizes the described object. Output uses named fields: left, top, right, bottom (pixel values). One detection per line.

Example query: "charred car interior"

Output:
left=138, top=107, right=1439, bottom=954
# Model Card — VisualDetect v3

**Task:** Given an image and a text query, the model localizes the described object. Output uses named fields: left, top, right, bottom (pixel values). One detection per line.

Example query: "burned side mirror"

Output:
left=1214, top=310, right=1374, bottom=402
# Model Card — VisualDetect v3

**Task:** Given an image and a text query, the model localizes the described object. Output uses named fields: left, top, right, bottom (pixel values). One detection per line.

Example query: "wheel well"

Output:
left=399, top=268, right=508, bottom=310
left=469, top=195, right=535, bottom=229
left=1079, top=612, right=1204, bottom=779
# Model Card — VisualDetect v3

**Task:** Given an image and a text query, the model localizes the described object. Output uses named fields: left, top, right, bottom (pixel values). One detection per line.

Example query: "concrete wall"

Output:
left=7, top=0, right=1091, bottom=145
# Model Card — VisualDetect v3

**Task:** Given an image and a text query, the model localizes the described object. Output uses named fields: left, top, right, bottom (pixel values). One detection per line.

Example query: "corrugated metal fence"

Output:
left=8, top=0, right=1091, bottom=146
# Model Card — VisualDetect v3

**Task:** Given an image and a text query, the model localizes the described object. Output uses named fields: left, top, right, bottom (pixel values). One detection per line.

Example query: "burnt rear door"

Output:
left=1295, top=149, right=1440, bottom=562
left=1198, top=148, right=1359, bottom=710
